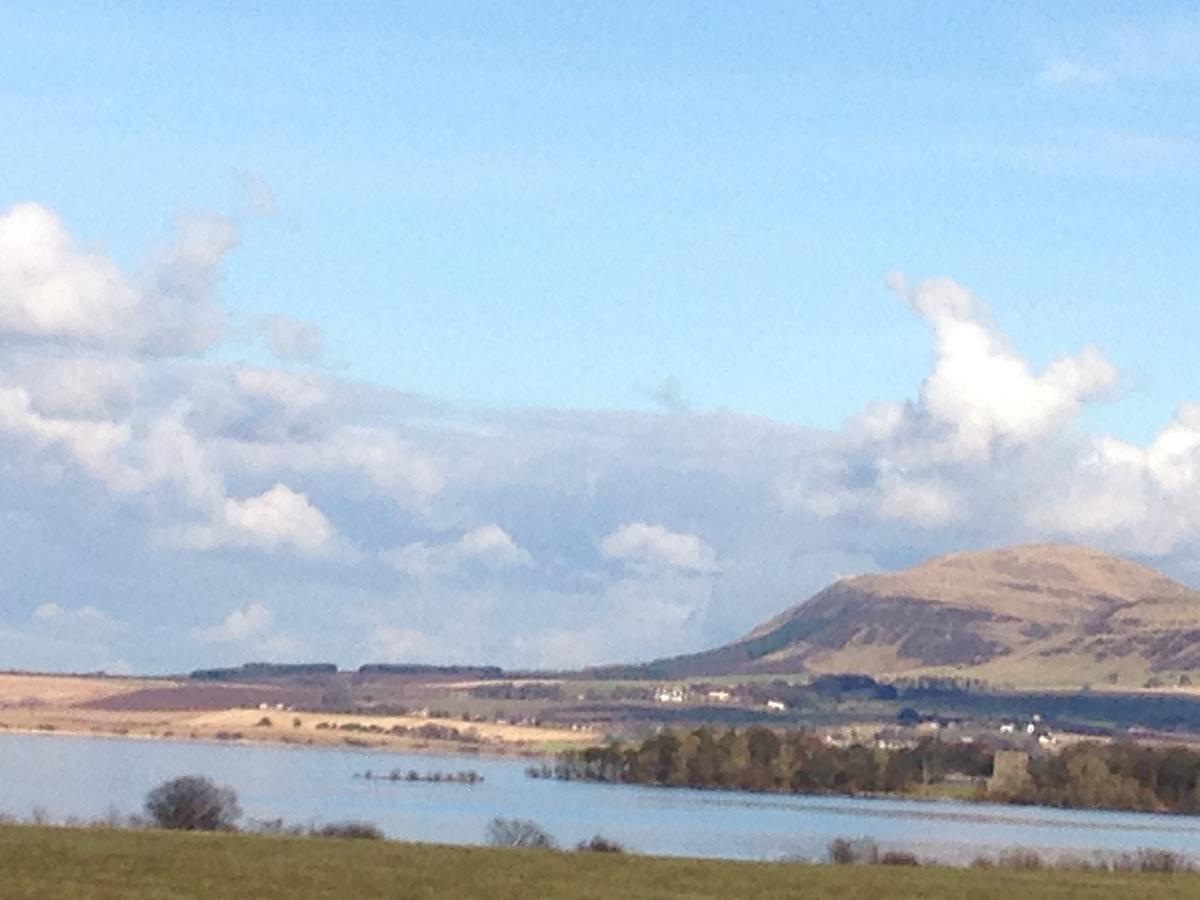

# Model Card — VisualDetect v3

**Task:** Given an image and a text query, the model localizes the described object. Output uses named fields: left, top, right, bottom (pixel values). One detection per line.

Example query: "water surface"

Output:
left=2, top=732, right=1199, bottom=863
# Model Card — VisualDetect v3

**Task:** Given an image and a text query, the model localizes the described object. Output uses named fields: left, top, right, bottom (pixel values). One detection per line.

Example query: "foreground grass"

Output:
left=2, top=826, right=1200, bottom=900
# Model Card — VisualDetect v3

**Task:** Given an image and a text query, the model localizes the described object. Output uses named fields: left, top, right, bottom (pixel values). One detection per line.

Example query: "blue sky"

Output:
left=0, top=3, right=1198, bottom=672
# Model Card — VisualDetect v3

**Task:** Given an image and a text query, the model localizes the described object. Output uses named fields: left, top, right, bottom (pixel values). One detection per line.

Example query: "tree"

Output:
left=486, top=818, right=557, bottom=849
left=144, top=776, right=241, bottom=831
left=576, top=835, right=625, bottom=853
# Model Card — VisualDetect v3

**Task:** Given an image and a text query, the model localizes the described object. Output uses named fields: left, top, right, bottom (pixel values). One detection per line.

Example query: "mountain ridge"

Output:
left=621, top=544, right=1200, bottom=688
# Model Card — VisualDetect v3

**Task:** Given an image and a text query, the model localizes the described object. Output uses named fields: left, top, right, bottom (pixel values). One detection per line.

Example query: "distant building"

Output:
left=706, top=690, right=732, bottom=702
left=766, top=699, right=787, bottom=712
left=654, top=686, right=686, bottom=704
left=988, top=750, right=1032, bottom=796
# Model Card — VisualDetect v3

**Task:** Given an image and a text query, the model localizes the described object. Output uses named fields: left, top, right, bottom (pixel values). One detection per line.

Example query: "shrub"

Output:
left=826, top=837, right=879, bottom=865
left=880, top=851, right=920, bottom=866
left=997, top=848, right=1046, bottom=870
left=256, top=717, right=273, bottom=727
left=143, top=776, right=241, bottom=831
left=1114, top=849, right=1191, bottom=874
left=486, top=817, right=557, bottom=849
left=576, top=835, right=625, bottom=853
left=312, top=821, right=385, bottom=840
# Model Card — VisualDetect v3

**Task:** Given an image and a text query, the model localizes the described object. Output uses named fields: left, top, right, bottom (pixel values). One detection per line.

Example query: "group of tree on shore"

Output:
left=537, top=726, right=1200, bottom=814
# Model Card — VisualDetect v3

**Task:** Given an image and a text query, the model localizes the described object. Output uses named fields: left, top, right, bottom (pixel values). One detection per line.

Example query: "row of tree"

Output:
left=539, top=727, right=990, bottom=795
left=541, top=726, right=1200, bottom=814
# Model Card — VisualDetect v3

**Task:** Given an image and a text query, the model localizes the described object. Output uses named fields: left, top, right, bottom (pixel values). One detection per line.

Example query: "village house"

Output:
left=654, top=685, right=686, bottom=704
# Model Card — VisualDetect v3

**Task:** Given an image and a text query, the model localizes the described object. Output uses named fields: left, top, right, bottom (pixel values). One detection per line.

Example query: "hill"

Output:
left=628, top=545, right=1200, bottom=689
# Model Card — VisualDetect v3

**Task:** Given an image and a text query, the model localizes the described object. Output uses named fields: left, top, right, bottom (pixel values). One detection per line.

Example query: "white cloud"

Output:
left=0, top=384, right=133, bottom=484
left=32, top=602, right=114, bottom=630
left=263, top=315, right=322, bottom=363
left=219, top=425, right=444, bottom=505
left=6, top=194, right=1200, bottom=674
left=0, top=203, right=236, bottom=354
left=175, top=484, right=337, bottom=555
left=191, top=602, right=307, bottom=659
left=1026, top=405, right=1200, bottom=553
left=383, top=524, right=532, bottom=578
left=7, top=350, right=141, bottom=420
left=0, top=203, right=140, bottom=345
left=877, top=473, right=962, bottom=527
left=897, top=276, right=1118, bottom=461
left=362, top=625, right=438, bottom=663
left=600, top=522, right=717, bottom=572
left=193, top=602, right=273, bottom=643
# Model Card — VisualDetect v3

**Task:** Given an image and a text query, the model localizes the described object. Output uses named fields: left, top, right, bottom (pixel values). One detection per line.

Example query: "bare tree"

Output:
left=486, top=817, right=557, bottom=849
left=144, top=775, right=241, bottom=831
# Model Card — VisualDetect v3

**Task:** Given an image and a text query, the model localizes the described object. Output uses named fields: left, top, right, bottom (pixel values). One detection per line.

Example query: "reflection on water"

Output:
left=1, top=732, right=1199, bottom=863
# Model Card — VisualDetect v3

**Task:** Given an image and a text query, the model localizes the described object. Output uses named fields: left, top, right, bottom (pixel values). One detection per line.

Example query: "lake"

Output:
left=3, top=731, right=1200, bottom=863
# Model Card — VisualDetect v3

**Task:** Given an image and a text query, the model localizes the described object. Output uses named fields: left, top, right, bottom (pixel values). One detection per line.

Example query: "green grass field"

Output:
left=2, top=826, right=1199, bottom=899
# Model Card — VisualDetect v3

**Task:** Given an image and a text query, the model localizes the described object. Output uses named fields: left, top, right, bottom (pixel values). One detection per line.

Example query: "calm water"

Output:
left=3, top=731, right=1200, bottom=863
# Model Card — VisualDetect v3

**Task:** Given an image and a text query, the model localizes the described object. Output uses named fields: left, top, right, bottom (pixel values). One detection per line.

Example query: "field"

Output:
left=1, top=826, right=1198, bottom=899
left=0, top=673, right=595, bottom=756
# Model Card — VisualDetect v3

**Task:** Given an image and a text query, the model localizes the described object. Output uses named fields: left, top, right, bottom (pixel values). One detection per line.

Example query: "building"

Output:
left=988, top=750, right=1032, bottom=796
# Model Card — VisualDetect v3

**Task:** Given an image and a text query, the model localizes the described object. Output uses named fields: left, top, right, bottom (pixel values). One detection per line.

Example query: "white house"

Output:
left=766, top=699, right=787, bottom=712
left=707, top=690, right=732, bottom=702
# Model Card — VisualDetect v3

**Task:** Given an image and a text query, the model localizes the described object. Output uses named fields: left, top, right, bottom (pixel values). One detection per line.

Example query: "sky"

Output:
left=0, top=2, right=1198, bottom=674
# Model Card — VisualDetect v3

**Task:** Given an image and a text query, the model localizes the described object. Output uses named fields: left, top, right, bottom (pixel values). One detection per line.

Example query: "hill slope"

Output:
left=639, top=545, right=1200, bottom=688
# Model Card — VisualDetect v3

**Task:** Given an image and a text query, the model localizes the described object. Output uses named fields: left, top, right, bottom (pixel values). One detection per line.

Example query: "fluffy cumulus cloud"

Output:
left=383, top=525, right=532, bottom=579
left=191, top=603, right=307, bottom=660
left=0, top=203, right=233, bottom=354
left=4, top=199, right=1200, bottom=673
left=174, top=484, right=338, bottom=555
left=783, top=276, right=1124, bottom=531
left=894, top=275, right=1117, bottom=461
left=600, top=522, right=717, bottom=572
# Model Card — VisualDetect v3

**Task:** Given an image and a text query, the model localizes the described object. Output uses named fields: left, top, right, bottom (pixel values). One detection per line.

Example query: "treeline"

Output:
left=470, top=682, right=564, bottom=701
left=191, top=662, right=508, bottom=682
left=1000, top=742, right=1200, bottom=813
left=356, top=664, right=505, bottom=679
left=537, top=728, right=990, bottom=795
left=539, top=727, right=1200, bottom=814
left=191, top=662, right=338, bottom=681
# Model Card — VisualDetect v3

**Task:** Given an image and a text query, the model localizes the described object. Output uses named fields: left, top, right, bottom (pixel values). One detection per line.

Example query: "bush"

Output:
left=826, top=837, right=879, bottom=865
left=486, top=818, right=557, bottom=849
left=311, top=821, right=385, bottom=840
left=576, top=835, right=625, bottom=853
left=1114, top=849, right=1191, bottom=874
left=880, top=851, right=920, bottom=866
left=996, top=848, right=1046, bottom=870
left=144, top=776, right=241, bottom=831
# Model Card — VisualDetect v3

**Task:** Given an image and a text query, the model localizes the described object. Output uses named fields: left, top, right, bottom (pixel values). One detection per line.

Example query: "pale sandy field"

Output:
left=0, top=673, right=597, bottom=756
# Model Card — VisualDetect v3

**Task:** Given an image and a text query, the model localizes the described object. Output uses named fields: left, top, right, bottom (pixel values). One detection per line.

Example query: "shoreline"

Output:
left=0, top=719, right=587, bottom=760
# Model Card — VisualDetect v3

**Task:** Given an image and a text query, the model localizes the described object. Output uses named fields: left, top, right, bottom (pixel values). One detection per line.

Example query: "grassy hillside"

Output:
left=1, top=826, right=1199, bottom=900
left=625, top=545, right=1200, bottom=688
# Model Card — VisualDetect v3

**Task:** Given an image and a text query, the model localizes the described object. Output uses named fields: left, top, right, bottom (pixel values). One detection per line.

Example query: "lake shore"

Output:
left=0, top=672, right=598, bottom=759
